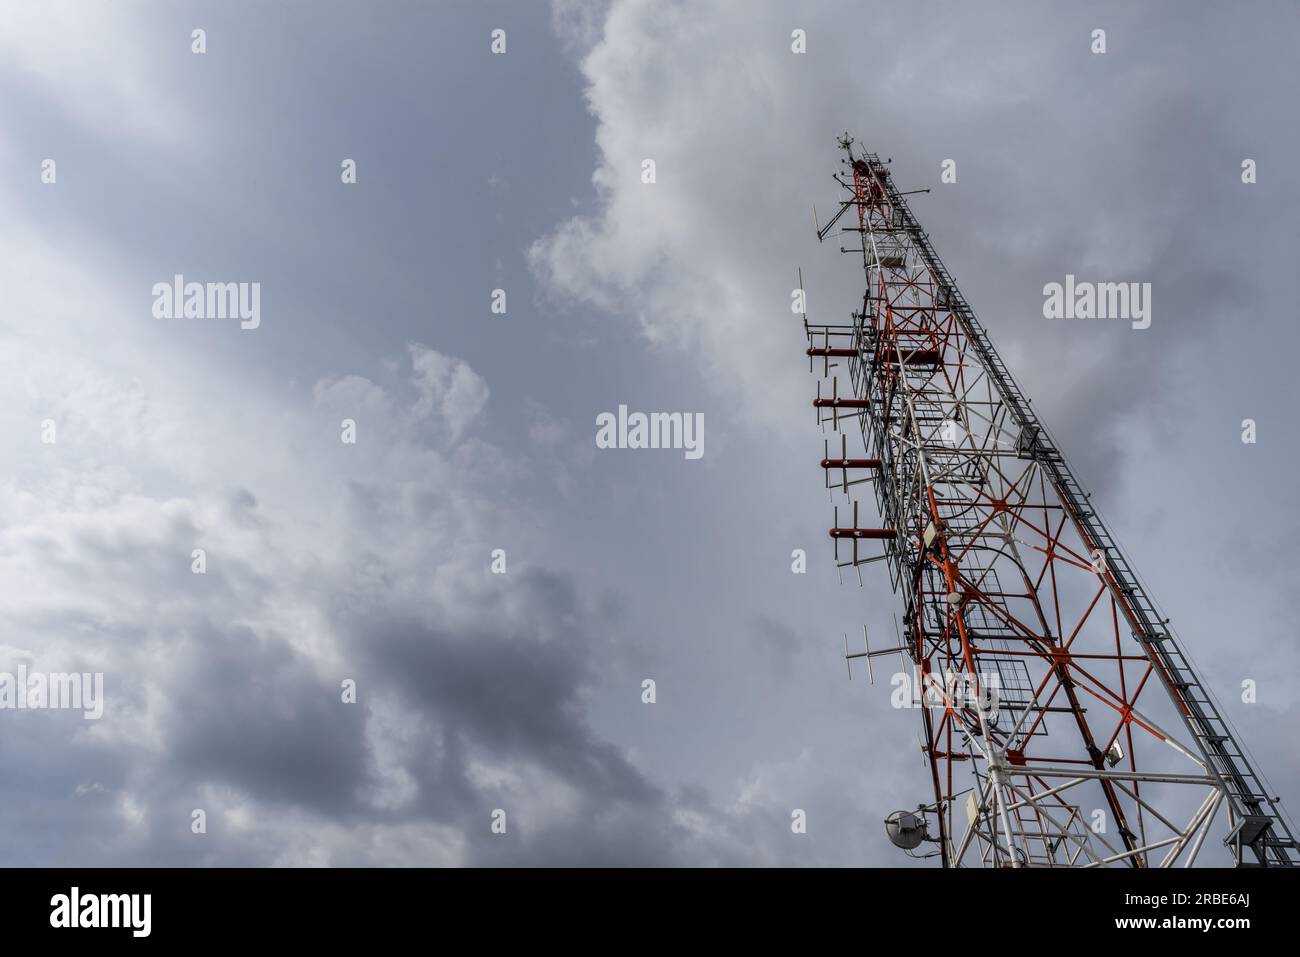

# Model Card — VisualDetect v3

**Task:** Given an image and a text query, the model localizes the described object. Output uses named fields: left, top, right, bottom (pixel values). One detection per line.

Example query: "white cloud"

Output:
left=0, top=1, right=202, bottom=150
left=407, top=343, right=490, bottom=439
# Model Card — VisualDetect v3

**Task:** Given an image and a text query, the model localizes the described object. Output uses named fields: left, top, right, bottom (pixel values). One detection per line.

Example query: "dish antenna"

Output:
left=884, top=809, right=928, bottom=850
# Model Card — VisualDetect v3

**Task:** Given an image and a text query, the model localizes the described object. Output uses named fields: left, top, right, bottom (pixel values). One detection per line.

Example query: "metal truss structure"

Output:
left=802, top=135, right=1299, bottom=867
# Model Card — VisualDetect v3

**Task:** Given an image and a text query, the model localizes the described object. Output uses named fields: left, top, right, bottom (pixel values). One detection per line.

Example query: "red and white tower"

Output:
left=804, top=135, right=1298, bottom=867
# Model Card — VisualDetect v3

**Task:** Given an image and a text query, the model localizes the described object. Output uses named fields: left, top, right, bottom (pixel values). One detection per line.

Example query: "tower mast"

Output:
left=805, top=135, right=1299, bottom=867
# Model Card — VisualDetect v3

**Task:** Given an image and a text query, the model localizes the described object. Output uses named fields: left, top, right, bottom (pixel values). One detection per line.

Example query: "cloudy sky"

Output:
left=0, top=0, right=1297, bottom=866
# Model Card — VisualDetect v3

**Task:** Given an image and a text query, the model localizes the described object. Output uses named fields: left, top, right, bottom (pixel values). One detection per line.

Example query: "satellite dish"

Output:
left=885, top=809, right=927, bottom=850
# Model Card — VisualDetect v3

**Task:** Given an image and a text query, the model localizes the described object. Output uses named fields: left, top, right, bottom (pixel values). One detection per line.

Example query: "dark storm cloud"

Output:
left=358, top=607, right=657, bottom=806
left=165, top=622, right=371, bottom=817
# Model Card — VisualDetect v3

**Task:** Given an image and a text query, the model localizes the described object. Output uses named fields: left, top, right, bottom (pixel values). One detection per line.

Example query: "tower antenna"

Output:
left=801, top=137, right=1299, bottom=868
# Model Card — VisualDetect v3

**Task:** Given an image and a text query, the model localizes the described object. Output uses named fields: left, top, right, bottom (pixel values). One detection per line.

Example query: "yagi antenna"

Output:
left=816, top=198, right=853, bottom=243
left=844, top=622, right=910, bottom=685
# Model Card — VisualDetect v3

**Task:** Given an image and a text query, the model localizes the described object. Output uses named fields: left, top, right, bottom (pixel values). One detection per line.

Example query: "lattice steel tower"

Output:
left=803, top=134, right=1298, bottom=867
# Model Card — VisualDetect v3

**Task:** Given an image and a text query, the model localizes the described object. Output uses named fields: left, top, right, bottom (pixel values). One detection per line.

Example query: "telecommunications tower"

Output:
left=802, top=134, right=1298, bottom=867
